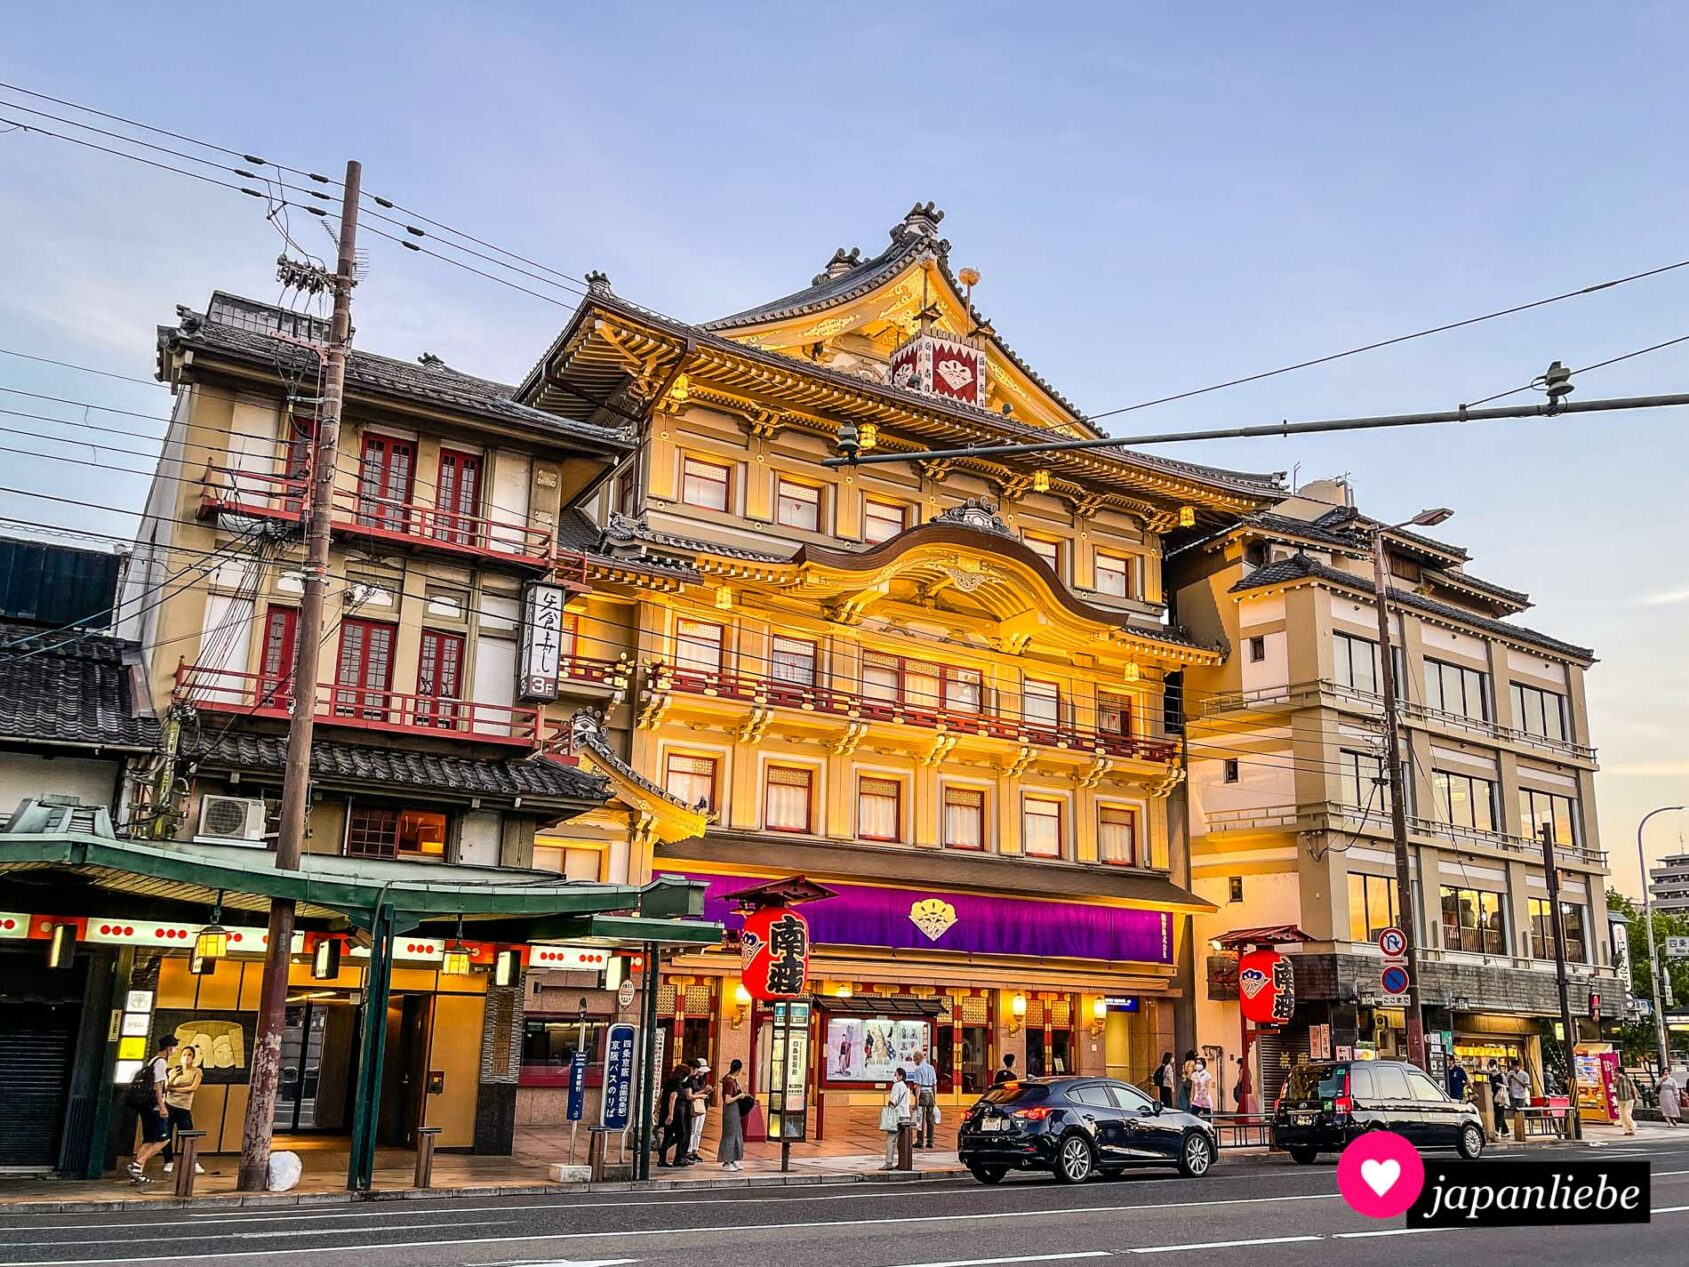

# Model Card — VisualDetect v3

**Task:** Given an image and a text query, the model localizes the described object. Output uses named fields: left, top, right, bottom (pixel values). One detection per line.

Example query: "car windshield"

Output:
left=979, top=1083, right=1052, bottom=1106
left=1283, top=1064, right=1344, bottom=1100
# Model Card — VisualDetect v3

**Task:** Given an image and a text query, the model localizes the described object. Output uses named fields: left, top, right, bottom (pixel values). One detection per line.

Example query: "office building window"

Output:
left=1248, top=635, right=1267, bottom=662
left=1338, top=749, right=1389, bottom=811
left=664, top=754, right=717, bottom=812
left=347, top=805, right=447, bottom=861
left=775, top=478, right=822, bottom=531
left=1333, top=632, right=1380, bottom=695
left=1023, top=535, right=1062, bottom=576
left=1022, top=796, right=1064, bottom=858
left=764, top=765, right=814, bottom=833
left=1511, top=683, right=1568, bottom=742
left=1098, top=806, right=1138, bottom=866
left=863, top=652, right=981, bottom=713
left=857, top=776, right=902, bottom=842
left=1432, top=770, right=1498, bottom=833
left=1440, top=886, right=1506, bottom=955
left=1023, top=679, right=1061, bottom=729
left=1519, top=787, right=1580, bottom=846
left=1347, top=873, right=1398, bottom=942
left=1529, top=897, right=1588, bottom=963
left=1424, top=658, right=1490, bottom=721
left=944, top=786, right=985, bottom=850
left=680, top=456, right=731, bottom=511
left=674, top=619, right=724, bottom=674
left=863, top=498, right=909, bottom=544
left=1094, top=551, right=1132, bottom=598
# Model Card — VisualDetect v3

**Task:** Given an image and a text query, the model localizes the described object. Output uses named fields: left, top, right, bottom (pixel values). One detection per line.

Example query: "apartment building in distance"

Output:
left=1651, top=853, right=1689, bottom=914
left=1170, top=478, right=1623, bottom=1106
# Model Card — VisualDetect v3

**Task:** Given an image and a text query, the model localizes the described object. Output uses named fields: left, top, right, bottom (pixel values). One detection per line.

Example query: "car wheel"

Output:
left=969, top=1165, right=1006, bottom=1185
left=1288, top=1146, right=1319, bottom=1165
left=1458, top=1123, right=1485, bottom=1160
left=1055, top=1134, right=1096, bottom=1183
left=1179, top=1131, right=1215, bottom=1178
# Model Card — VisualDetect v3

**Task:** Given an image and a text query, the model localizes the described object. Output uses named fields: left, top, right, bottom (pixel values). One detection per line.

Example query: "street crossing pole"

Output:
left=237, top=159, right=361, bottom=1191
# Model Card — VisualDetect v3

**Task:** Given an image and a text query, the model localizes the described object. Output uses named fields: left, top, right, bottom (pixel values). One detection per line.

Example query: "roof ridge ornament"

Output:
left=814, top=247, right=863, bottom=284
left=930, top=497, right=1013, bottom=538
left=585, top=270, right=614, bottom=295
left=894, top=201, right=946, bottom=243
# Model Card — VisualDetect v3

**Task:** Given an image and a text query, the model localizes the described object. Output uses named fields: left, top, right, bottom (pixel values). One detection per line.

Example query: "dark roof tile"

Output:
left=0, top=621, right=157, bottom=749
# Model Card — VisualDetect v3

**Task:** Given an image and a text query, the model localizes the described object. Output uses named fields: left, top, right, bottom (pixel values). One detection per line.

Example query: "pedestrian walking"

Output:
left=1506, top=1060, right=1532, bottom=1125
left=880, top=1067, right=913, bottom=1170
left=1486, top=1059, right=1510, bottom=1135
left=1658, top=1069, right=1682, bottom=1128
left=1178, top=1049, right=1197, bottom=1112
left=1189, top=1056, right=1215, bottom=1118
left=906, top=1048, right=938, bottom=1147
left=717, top=1058, right=748, bottom=1170
left=1446, top=1059, right=1469, bottom=1103
left=686, top=1058, right=713, bottom=1163
left=992, top=1052, right=1017, bottom=1086
left=161, top=1044, right=204, bottom=1175
left=125, top=1034, right=177, bottom=1183
left=1615, top=1069, right=1640, bottom=1136
left=1152, top=1051, right=1175, bottom=1109
left=655, top=1063, right=693, bottom=1167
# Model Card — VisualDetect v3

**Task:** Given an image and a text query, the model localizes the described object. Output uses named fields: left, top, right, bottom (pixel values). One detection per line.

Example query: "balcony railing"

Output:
left=197, top=462, right=586, bottom=581
left=1401, top=699, right=1597, bottom=763
left=652, top=663, right=1178, bottom=763
left=1202, top=804, right=1304, bottom=833
left=176, top=661, right=541, bottom=746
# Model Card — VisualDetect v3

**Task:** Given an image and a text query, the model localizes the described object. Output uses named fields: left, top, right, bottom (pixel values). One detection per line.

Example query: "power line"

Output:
left=0, top=346, right=159, bottom=386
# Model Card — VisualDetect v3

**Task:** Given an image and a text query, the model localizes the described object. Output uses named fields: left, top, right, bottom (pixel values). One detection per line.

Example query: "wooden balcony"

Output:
left=196, top=463, right=588, bottom=584
left=648, top=662, right=1178, bottom=764
left=176, top=661, right=541, bottom=747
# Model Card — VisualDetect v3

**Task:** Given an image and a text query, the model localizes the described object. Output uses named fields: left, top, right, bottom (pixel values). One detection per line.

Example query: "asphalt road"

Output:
left=3, top=1135, right=1686, bottom=1267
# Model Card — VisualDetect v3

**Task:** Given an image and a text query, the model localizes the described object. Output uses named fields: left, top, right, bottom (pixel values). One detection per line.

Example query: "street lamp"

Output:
left=1638, top=806, right=1686, bottom=1075
left=1370, top=506, right=1453, bottom=1070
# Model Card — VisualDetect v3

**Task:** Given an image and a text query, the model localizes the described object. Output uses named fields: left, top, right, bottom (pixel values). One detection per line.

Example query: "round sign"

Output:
left=1376, top=927, right=1407, bottom=959
left=616, top=979, right=636, bottom=1009
left=1380, top=964, right=1411, bottom=996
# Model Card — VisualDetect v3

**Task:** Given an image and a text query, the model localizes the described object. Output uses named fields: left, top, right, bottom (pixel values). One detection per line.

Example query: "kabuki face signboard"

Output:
left=740, top=906, right=810, bottom=1001
left=1237, top=949, right=1295, bottom=1026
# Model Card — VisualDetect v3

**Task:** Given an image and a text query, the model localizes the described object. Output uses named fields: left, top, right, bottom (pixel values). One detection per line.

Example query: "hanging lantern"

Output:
left=858, top=422, right=879, bottom=451
left=1123, top=661, right=1142, bottom=682
left=1178, top=505, right=1196, bottom=528
left=194, top=922, right=230, bottom=963
left=442, top=941, right=473, bottom=976
left=714, top=585, right=734, bottom=610
left=1032, top=469, right=1051, bottom=493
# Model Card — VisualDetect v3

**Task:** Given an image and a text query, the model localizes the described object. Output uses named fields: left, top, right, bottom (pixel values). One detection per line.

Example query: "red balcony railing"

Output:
left=655, top=663, right=1178, bottom=763
left=176, top=661, right=541, bottom=746
left=198, top=462, right=589, bottom=582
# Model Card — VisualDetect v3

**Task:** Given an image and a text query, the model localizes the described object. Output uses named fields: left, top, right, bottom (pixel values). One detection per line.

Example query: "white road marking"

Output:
left=1333, top=1228, right=1455, bottom=1239
left=1126, top=1235, right=1323, bottom=1254
left=0, top=1192, right=1345, bottom=1267
left=883, top=1255, right=1111, bottom=1267
left=3, top=1217, right=515, bottom=1249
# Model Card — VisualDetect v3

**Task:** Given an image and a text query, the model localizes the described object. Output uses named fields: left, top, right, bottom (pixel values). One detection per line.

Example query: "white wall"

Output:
left=0, top=755, right=121, bottom=818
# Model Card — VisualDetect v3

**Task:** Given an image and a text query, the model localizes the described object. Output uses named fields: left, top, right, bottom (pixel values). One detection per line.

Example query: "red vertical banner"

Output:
left=741, top=907, right=810, bottom=1001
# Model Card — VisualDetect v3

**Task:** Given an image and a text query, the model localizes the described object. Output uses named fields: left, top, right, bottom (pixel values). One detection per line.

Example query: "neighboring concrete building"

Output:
left=520, top=204, right=1286, bottom=1132
left=1170, top=478, right=1622, bottom=1106
left=1651, top=853, right=1689, bottom=914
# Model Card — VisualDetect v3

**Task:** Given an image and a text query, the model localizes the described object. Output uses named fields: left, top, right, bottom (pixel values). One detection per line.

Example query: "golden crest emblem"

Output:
left=909, top=897, right=958, bottom=942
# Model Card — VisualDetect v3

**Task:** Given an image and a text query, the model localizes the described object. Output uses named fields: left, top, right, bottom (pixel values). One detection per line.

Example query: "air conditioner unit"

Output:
left=197, top=795, right=269, bottom=847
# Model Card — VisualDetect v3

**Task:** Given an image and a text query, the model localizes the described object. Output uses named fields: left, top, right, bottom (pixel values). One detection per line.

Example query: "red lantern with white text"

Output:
left=740, top=906, right=810, bottom=1001
left=1237, top=949, right=1295, bottom=1026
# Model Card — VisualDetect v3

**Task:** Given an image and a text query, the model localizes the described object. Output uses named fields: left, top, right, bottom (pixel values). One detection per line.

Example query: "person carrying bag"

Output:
left=881, top=1067, right=913, bottom=1170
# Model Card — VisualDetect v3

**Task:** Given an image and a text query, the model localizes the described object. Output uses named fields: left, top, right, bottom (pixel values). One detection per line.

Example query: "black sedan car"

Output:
left=957, top=1076, right=1218, bottom=1184
left=1271, top=1059, right=1486, bottom=1163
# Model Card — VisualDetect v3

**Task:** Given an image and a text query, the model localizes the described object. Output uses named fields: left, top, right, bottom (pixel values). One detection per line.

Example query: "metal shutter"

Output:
left=0, top=1003, right=77, bottom=1170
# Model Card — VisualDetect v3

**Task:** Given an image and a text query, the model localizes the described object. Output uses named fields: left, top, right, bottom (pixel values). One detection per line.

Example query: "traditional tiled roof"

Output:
left=1313, top=505, right=1469, bottom=562
left=187, top=732, right=608, bottom=805
left=1230, top=555, right=1592, bottom=661
left=160, top=293, right=636, bottom=451
left=1235, top=512, right=1370, bottom=554
left=0, top=622, right=158, bottom=750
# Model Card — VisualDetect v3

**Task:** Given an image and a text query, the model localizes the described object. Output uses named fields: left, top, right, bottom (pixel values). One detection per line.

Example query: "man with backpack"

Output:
left=127, top=1034, right=177, bottom=1183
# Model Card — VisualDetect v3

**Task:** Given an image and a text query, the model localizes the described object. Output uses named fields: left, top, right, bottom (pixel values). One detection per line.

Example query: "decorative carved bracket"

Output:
left=737, top=703, right=776, bottom=744
left=1145, top=510, right=1180, bottom=536
left=1065, top=492, right=1106, bottom=520
left=1147, top=765, right=1187, bottom=799
left=743, top=408, right=787, bottom=440
left=635, top=662, right=674, bottom=730
left=994, top=472, right=1035, bottom=501
left=917, top=458, right=955, bottom=483
left=1078, top=755, right=1114, bottom=789
left=923, top=733, right=960, bottom=766
left=1005, top=745, right=1038, bottom=778
left=831, top=719, right=870, bottom=755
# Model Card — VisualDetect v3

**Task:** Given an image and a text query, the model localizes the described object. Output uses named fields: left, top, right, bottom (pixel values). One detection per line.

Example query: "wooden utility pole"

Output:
left=1541, top=821, right=1583, bottom=1140
left=237, top=159, right=361, bottom=1191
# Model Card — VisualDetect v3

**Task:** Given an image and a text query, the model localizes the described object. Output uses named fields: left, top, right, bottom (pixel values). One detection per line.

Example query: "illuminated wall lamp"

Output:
left=732, top=982, right=752, bottom=1028
left=46, top=921, right=77, bottom=970
left=493, top=948, right=521, bottom=988
left=1090, top=996, right=1108, bottom=1038
left=311, top=936, right=343, bottom=981
left=1009, top=992, right=1027, bottom=1034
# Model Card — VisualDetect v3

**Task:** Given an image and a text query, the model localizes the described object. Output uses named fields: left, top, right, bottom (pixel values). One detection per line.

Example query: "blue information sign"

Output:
left=566, top=1048, right=589, bottom=1122
left=600, top=1022, right=636, bottom=1131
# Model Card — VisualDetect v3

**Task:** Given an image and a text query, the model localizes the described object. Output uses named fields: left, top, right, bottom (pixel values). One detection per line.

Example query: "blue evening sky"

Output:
left=2, top=3, right=1684, bottom=890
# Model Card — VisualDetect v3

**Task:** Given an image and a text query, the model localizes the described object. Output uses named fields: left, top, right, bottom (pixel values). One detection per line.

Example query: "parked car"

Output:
left=957, top=1075, right=1218, bottom=1184
left=1271, top=1058, right=1485, bottom=1163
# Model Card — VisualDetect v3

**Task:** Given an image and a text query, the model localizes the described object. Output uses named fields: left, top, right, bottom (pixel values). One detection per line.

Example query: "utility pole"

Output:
left=237, top=159, right=361, bottom=1191
left=1370, top=525, right=1427, bottom=1070
left=1540, top=821, right=1583, bottom=1139
left=1637, top=807, right=1685, bottom=1078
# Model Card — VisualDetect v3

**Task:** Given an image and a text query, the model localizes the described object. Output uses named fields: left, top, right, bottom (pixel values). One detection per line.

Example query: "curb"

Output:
left=0, top=1166, right=969, bottom=1214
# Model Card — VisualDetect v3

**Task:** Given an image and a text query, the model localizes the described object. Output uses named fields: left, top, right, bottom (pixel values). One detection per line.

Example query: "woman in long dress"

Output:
left=717, top=1058, right=747, bottom=1169
left=1660, top=1069, right=1683, bottom=1127
left=881, top=1067, right=913, bottom=1170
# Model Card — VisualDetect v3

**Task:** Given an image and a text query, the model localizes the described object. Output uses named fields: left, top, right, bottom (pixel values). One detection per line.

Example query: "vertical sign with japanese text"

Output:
left=601, top=1022, right=635, bottom=1130
left=519, top=582, right=567, bottom=700
left=741, top=907, right=810, bottom=1001
left=566, top=1048, right=588, bottom=1122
